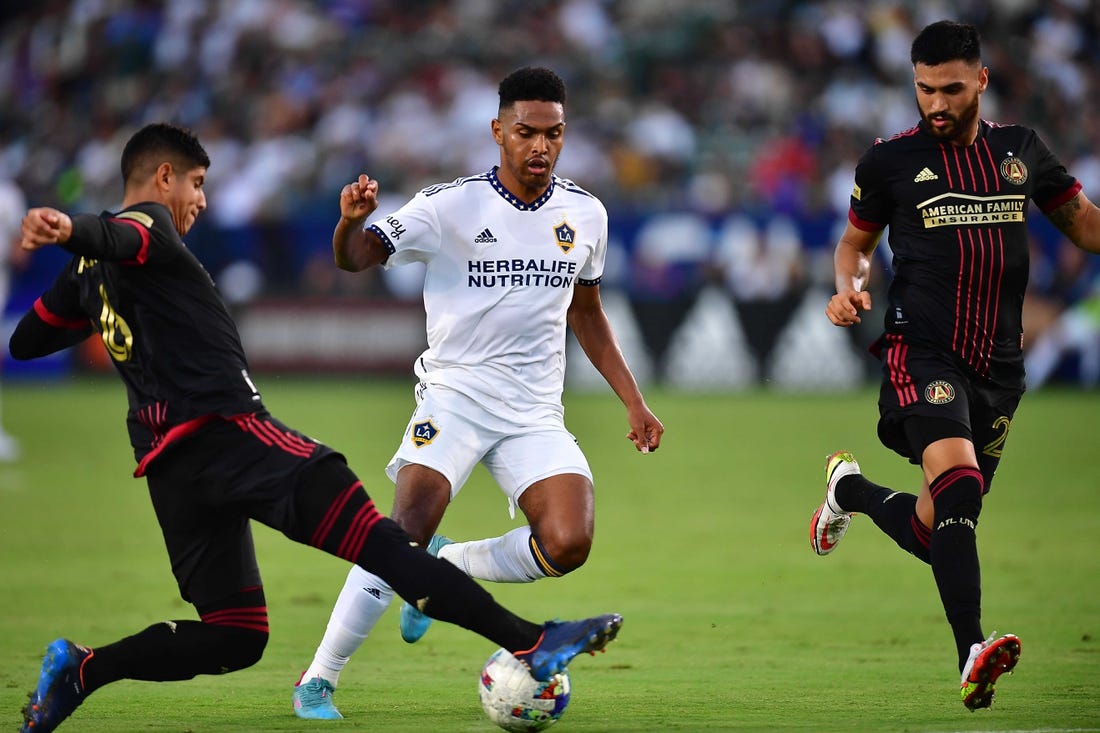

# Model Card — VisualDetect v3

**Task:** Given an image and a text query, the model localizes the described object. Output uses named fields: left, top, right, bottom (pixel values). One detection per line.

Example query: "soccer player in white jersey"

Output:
left=292, top=66, right=664, bottom=719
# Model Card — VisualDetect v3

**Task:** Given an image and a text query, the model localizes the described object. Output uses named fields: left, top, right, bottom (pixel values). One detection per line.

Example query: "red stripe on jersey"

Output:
left=33, top=298, right=87, bottom=329
left=847, top=207, right=884, bottom=233
left=939, top=145, right=954, bottom=189
left=952, top=231, right=967, bottom=355
left=311, top=479, right=362, bottom=548
left=109, top=217, right=151, bottom=265
left=885, top=334, right=918, bottom=406
left=1039, top=180, right=1082, bottom=214
left=979, top=138, right=1000, bottom=192
left=963, top=229, right=979, bottom=368
left=976, top=230, right=993, bottom=371
left=962, top=145, right=978, bottom=190
left=984, top=230, right=1006, bottom=375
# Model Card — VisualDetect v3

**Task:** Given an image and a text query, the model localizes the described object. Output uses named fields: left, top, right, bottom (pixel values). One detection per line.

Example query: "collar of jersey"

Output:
left=488, top=166, right=555, bottom=211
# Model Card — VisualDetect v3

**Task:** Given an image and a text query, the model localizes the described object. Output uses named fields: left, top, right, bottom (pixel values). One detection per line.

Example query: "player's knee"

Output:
left=531, top=527, right=591, bottom=576
left=930, top=465, right=984, bottom=530
left=197, top=587, right=270, bottom=672
left=219, top=627, right=269, bottom=672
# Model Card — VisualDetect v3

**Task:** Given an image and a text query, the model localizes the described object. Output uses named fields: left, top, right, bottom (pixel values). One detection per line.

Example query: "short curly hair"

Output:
left=498, top=67, right=566, bottom=112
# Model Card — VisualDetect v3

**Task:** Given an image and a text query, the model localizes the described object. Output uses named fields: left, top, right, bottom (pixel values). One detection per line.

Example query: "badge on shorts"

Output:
left=411, top=419, right=439, bottom=447
left=924, top=380, right=956, bottom=405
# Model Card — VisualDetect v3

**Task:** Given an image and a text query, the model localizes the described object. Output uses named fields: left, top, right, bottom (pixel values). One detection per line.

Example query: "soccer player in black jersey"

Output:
left=11, top=122, right=622, bottom=733
left=809, top=21, right=1100, bottom=710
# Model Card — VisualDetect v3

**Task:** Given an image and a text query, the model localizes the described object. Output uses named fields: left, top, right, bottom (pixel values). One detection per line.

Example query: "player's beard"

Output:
left=921, top=92, right=981, bottom=144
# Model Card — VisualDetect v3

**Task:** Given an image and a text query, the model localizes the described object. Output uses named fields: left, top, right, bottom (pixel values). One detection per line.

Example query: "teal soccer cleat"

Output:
left=21, top=639, right=90, bottom=733
left=292, top=674, right=343, bottom=720
left=513, top=613, right=623, bottom=681
left=399, top=535, right=453, bottom=643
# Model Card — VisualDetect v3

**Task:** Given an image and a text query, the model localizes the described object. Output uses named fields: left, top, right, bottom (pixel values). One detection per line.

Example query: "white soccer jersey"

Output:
left=367, top=166, right=607, bottom=423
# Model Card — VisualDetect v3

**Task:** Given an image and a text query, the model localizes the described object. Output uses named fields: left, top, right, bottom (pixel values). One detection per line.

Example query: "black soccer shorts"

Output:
left=874, top=336, right=1022, bottom=491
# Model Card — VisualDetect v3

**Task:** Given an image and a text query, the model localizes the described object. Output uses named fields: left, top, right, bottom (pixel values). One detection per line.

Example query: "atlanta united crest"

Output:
left=1000, top=156, right=1028, bottom=185
left=924, top=380, right=956, bottom=405
left=410, top=419, right=439, bottom=447
left=553, top=221, right=576, bottom=254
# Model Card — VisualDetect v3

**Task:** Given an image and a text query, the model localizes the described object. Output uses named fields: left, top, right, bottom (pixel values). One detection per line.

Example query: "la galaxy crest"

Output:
left=553, top=221, right=575, bottom=254
left=411, top=419, right=439, bottom=447
left=999, top=155, right=1028, bottom=185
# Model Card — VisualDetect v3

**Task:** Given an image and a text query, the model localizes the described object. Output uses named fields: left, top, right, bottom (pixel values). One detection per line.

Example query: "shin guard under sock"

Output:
left=929, top=466, right=985, bottom=670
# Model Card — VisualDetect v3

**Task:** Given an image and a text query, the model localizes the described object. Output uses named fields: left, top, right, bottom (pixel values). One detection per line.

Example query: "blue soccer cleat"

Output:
left=513, top=613, right=623, bottom=681
left=21, top=638, right=91, bottom=733
left=292, top=674, right=343, bottom=720
left=399, top=534, right=453, bottom=643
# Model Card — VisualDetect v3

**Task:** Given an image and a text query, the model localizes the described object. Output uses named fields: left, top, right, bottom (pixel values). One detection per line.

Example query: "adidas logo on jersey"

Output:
left=914, top=167, right=939, bottom=182
left=474, top=228, right=498, bottom=244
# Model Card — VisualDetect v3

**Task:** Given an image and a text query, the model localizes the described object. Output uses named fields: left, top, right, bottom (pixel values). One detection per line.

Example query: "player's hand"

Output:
left=626, top=404, right=663, bottom=454
left=21, top=207, right=72, bottom=250
left=825, top=290, right=872, bottom=326
left=339, top=174, right=379, bottom=222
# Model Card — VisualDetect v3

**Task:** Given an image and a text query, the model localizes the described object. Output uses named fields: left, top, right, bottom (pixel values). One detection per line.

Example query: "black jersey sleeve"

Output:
left=9, top=266, right=93, bottom=360
left=849, top=142, right=891, bottom=231
left=1027, top=130, right=1082, bottom=214
left=62, top=204, right=180, bottom=264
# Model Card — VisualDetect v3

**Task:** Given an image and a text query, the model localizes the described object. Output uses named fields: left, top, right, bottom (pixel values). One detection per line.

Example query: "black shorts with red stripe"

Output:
left=142, top=411, right=352, bottom=607
left=872, top=334, right=1022, bottom=490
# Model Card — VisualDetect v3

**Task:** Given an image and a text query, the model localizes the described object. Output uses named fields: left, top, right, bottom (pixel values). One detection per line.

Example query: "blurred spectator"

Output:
left=1, top=1, right=1098, bottom=385
left=0, top=172, right=29, bottom=459
left=714, top=214, right=807, bottom=367
left=1026, top=274, right=1100, bottom=389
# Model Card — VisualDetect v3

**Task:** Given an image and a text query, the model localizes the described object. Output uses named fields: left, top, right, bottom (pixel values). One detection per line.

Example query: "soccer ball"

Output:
left=478, top=648, right=571, bottom=731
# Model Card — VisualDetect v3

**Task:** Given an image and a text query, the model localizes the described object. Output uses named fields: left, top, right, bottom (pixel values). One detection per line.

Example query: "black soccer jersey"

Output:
left=850, top=119, right=1081, bottom=387
left=24, top=202, right=265, bottom=469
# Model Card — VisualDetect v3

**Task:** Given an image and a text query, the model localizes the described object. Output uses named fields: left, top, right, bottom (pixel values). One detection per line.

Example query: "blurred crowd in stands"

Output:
left=2, top=0, right=1100, bottom=386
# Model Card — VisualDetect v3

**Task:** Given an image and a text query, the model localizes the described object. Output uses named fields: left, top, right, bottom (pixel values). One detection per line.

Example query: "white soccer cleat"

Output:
left=809, top=450, right=860, bottom=555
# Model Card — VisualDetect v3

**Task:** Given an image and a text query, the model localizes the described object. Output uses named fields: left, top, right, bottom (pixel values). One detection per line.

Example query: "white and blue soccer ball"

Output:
left=478, top=648, right=571, bottom=732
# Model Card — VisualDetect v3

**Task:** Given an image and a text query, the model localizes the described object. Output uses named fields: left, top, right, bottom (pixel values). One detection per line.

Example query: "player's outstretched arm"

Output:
left=567, top=284, right=664, bottom=453
left=1047, top=190, right=1100, bottom=255
left=332, top=174, right=387, bottom=272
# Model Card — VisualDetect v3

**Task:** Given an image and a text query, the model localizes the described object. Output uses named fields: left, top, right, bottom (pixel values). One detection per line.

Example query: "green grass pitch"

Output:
left=1, top=377, right=1097, bottom=732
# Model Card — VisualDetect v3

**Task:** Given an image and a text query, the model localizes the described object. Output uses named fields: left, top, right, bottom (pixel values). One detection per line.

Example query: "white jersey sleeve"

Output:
left=365, top=190, right=442, bottom=267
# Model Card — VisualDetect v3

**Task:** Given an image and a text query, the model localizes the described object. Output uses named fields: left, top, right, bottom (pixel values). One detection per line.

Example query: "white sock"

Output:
left=301, top=564, right=394, bottom=687
left=437, top=526, right=548, bottom=583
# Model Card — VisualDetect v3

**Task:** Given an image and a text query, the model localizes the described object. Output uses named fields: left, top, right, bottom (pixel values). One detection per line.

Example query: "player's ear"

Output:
left=155, top=161, right=174, bottom=192
left=491, top=118, right=504, bottom=145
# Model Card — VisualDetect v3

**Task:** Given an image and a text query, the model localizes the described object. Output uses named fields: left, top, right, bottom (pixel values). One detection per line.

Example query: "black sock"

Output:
left=835, top=475, right=931, bottom=563
left=81, top=620, right=268, bottom=693
left=929, top=466, right=985, bottom=671
left=294, top=458, right=543, bottom=652
left=357, top=516, right=542, bottom=652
